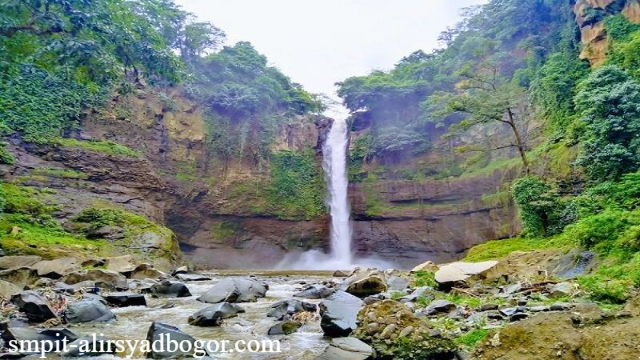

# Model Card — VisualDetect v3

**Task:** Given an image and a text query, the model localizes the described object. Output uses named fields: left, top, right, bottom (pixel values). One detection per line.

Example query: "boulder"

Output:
left=31, top=257, right=81, bottom=279
left=106, top=256, right=137, bottom=274
left=146, top=322, right=198, bottom=359
left=319, top=291, right=364, bottom=337
left=418, top=300, right=457, bottom=316
left=188, top=303, right=245, bottom=327
left=316, top=337, right=374, bottom=360
left=10, top=291, right=57, bottom=323
left=175, top=273, right=212, bottom=282
left=53, top=281, right=98, bottom=295
left=333, top=270, right=350, bottom=278
left=87, top=225, right=125, bottom=240
left=0, top=267, right=39, bottom=287
left=340, top=269, right=387, bottom=297
left=130, top=264, right=165, bottom=280
left=0, top=280, right=22, bottom=300
left=149, top=281, right=191, bottom=298
left=412, top=261, right=439, bottom=273
left=1, top=328, right=78, bottom=355
left=398, top=286, right=436, bottom=303
left=435, top=261, right=498, bottom=285
left=548, top=282, right=573, bottom=298
left=294, top=285, right=335, bottom=299
left=171, top=266, right=188, bottom=276
left=63, top=299, right=116, bottom=324
left=0, top=256, right=42, bottom=270
left=63, top=269, right=128, bottom=290
left=62, top=336, right=116, bottom=357
left=354, top=300, right=457, bottom=359
left=104, top=293, right=147, bottom=307
left=198, top=278, right=268, bottom=303
left=387, top=276, right=411, bottom=291
left=268, top=321, right=301, bottom=335
left=267, top=299, right=317, bottom=321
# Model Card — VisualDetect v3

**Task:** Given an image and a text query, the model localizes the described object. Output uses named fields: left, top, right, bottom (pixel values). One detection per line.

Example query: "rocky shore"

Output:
left=0, top=254, right=638, bottom=359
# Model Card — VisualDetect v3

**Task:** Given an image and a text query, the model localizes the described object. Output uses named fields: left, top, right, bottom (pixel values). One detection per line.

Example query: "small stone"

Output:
left=380, top=324, right=397, bottom=339
left=479, top=303, right=499, bottom=312
left=398, top=326, right=413, bottom=337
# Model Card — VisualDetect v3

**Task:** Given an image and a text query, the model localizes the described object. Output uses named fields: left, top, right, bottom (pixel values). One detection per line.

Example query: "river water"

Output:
left=68, top=271, right=333, bottom=360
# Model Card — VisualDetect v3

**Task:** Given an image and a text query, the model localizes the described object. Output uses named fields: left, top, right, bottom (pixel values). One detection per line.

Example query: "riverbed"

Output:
left=69, top=271, right=335, bottom=360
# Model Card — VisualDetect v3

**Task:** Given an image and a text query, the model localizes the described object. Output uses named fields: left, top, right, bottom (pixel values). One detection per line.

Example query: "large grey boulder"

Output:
left=267, top=299, right=317, bottom=321
left=0, top=256, right=42, bottom=270
left=316, top=337, right=373, bottom=360
left=319, top=291, right=364, bottom=337
left=104, top=293, right=146, bottom=307
left=31, top=257, right=81, bottom=279
left=146, top=322, right=199, bottom=359
left=0, top=267, right=39, bottom=287
left=175, top=273, right=212, bottom=282
left=63, top=299, right=115, bottom=324
left=188, top=303, right=244, bottom=327
left=0, top=280, right=22, bottom=299
left=1, top=328, right=78, bottom=355
left=63, top=269, right=128, bottom=290
left=294, top=285, right=335, bottom=299
left=340, top=269, right=387, bottom=297
left=150, top=281, right=191, bottom=298
left=130, top=264, right=165, bottom=280
left=435, top=261, right=498, bottom=285
left=106, top=256, right=137, bottom=274
left=10, top=291, right=57, bottom=323
left=198, top=278, right=268, bottom=303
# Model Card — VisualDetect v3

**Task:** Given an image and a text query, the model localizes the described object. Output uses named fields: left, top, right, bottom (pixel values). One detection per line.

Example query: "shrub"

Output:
left=565, top=209, right=630, bottom=250
left=512, top=176, right=563, bottom=236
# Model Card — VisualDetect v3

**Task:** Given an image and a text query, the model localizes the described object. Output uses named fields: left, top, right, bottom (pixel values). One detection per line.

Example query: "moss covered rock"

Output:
left=354, top=300, right=458, bottom=360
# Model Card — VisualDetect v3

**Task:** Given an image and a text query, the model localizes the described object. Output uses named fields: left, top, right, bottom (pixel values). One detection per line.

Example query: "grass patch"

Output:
left=413, top=271, right=437, bottom=288
left=454, top=329, right=490, bottom=348
left=57, top=138, right=140, bottom=157
left=464, top=236, right=574, bottom=262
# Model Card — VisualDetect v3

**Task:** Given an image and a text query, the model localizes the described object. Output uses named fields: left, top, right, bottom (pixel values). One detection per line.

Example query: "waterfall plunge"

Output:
left=278, top=117, right=392, bottom=270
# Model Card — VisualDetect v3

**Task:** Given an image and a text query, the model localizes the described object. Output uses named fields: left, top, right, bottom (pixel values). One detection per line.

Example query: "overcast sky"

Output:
left=175, top=0, right=488, bottom=98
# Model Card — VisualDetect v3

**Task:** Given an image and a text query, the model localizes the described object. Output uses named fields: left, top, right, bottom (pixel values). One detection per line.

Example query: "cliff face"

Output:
left=575, top=0, right=640, bottom=66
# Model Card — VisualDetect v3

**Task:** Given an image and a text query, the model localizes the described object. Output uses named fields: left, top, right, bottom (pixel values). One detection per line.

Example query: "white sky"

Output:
left=175, top=0, right=488, bottom=98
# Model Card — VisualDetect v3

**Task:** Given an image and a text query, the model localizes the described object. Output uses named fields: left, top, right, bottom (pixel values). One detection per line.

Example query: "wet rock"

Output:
left=412, top=261, right=439, bottom=272
left=175, top=273, right=211, bottom=282
left=0, top=256, right=42, bottom=270
left=510, top=313, right=529, bottom=322
left=106, top=256, right=137, bottom=275
left=31, top=258, right=81, bottom=279
left=64, top=269, right=128, bottom=290
left=171, top=266, right=188, bottom=276
left=435, top=261, right=498, bottom=286
left=146, top=322, right=198, bottom=359
left=294, top=284, right=335, bottom=299
left=0, top=280, right=22, bottom=299
left=333, top=270, right=350, bottom=278
left=500, top=283, right=522, bottom=296
left=150, top=281, right=191, bottom=298
left=340, top=269, right=387, bottom=297
left=198, top=278, right=268, bottom=303
left=188, top=303, right=244, bottom=327
left=268, top=321, right=301, bottom=335
left=548, top=282, right=573, bottom=298
left=130, top=264, right=165, bottom=280
left=1, top=328, right=78, bottom=355
left=363, top=294, right=387, bottom=305
left=10, top=291, right=57, bottom=322
left=316, top=337, right=373, bottom=360
left=267, top=299, right=317, bottom=321
left=63, top=299, right=115, bottom=324
left=354, top=300, right=457, bottom=359
left=104, top=293, right=147, bottom=307
left=62, top=336, right=116, bottom=357
left=319, top=291, right=364, bottom=337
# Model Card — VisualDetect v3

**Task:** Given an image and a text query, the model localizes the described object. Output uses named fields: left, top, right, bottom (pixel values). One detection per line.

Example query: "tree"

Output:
left=430, top=59, right=532, bottom=173
left=512, top=176, right=562, bottom=236
left=574, top=65, right=640, bottom=181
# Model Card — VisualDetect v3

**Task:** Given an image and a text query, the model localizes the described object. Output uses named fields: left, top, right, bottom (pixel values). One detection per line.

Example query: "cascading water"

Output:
left=322, top=117, right=353, bottom=264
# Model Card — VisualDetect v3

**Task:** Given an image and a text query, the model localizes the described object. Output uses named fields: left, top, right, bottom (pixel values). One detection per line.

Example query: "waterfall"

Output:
left=323, top=118, right=353, bottom=264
